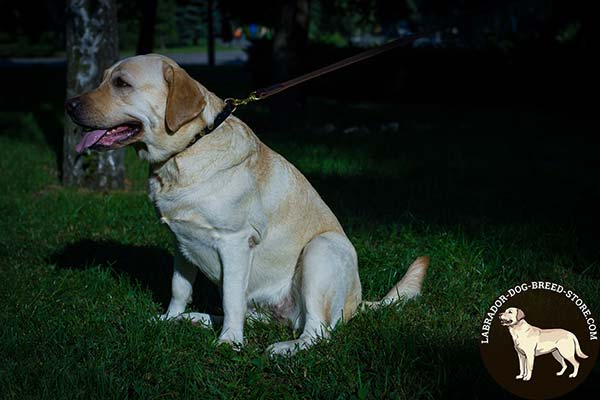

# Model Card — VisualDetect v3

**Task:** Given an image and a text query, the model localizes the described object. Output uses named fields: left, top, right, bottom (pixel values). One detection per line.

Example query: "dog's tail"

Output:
left=573, top=334, right=589, bottom=359
left=361, top=256, right=430, bottom=310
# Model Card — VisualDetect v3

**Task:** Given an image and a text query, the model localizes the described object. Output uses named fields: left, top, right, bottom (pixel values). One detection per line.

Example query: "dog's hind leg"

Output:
left=565, top=353, right=580, bottom=378
left=557, top=337, right=581, bottom=378
left=562, top=347, right=580, bottom=378
left=266, top=232, right=360, bottom=356
left=552, top=350, right=567, bottom=376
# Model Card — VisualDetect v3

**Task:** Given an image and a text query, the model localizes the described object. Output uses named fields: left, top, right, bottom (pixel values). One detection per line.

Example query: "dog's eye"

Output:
left=113, top=77, right=131, bottom=88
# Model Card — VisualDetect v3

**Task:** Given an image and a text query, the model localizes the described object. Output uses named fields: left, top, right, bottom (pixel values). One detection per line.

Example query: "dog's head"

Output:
left=499, top=307, right=525, bottom=326
left=65, top=54, right=217, bottom=162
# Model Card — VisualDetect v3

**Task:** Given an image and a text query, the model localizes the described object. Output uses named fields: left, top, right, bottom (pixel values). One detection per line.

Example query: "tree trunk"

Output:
left=137, top=0, right=157, bottom=54
left=64, top=0, right=125, bottom=190
left=271, top=0, right=310, bottom=130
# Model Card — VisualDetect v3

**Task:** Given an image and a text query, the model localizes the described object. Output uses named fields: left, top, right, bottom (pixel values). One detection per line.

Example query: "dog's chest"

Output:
left=155, top=192, right=223, bottom=282
left=148, top=170, right=262, bottom=283
left=510, top=330, right=529, bottom=351
left=513, top=336, right=524, bottom=349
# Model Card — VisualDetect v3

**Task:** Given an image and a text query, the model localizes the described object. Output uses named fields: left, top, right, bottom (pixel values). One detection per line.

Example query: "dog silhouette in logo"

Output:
left=499, top=307, right=588, bottom=381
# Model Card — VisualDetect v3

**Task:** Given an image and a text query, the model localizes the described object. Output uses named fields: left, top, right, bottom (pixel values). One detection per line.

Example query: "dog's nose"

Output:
left=65, top=97, right=81, bottom=114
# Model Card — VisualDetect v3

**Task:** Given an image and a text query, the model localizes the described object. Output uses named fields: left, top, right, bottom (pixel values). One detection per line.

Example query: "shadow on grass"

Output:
left=49, top=239, right=222, bottom=314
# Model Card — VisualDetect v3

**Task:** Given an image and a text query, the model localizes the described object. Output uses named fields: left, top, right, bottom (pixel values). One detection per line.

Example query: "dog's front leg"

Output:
left=516, top=351, right=525, bottom=379
left=217, top=236, right=253, bottom=348
left=161, top=247, right=198, bottom=320
left=523, top=350, right=535, bottom=381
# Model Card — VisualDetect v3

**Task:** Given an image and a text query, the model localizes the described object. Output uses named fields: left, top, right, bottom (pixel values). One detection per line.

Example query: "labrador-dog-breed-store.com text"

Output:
left=65, top=54, right=429, bottom=356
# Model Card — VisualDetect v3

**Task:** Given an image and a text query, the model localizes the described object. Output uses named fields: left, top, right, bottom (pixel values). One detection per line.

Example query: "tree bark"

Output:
left=64, top=0, right=125, bottom=190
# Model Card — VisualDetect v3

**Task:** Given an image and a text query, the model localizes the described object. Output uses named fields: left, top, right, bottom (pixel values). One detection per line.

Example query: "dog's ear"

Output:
left=163, top=63, right=205, bottom=133
left=516, top=308, right=525, bottom=321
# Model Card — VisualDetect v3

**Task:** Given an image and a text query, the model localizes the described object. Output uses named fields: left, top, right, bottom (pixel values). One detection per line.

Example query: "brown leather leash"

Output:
left=248, top=31, right=430, bottom=103
left=186, top=32, right=431, bottom=148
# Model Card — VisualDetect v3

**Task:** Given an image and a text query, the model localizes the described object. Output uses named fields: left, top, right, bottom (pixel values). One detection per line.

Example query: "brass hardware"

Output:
left=224, top=91, right=261, bottom=110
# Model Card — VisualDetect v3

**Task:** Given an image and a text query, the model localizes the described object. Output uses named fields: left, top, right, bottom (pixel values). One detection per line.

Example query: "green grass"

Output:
left=0, top=108, right=599, bottom=399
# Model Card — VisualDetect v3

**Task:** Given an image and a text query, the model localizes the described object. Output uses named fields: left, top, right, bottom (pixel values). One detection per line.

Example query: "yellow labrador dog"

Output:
left=65, top=54, right=429, bottom=355
left=499, top=307, right=588, bottom=380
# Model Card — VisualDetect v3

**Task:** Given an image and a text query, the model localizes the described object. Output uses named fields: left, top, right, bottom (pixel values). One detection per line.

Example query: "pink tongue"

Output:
left=75, top=129, right=108, bottom=153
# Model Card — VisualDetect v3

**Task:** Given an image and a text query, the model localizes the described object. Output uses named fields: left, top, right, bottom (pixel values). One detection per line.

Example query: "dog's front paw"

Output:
left=158, top=311, right=183, bottom=322
left=159, top=313, right=173, bottom=321
left=148, top=313, right=176, bottom=323
left=218, top=331, right=244, bottom=351
left=266, top=339, right=307, bottom=357
left=515, top=374, right=524, bottom=380
left=217, top=339, right=243, bottom=352
left=568, top=372, right=577, bottom=378
left=522, top=375, right=531, bottom=381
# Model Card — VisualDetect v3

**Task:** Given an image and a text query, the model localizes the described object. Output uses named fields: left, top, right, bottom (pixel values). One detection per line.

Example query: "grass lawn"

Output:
left=0, top=103, right=599, bottom=399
